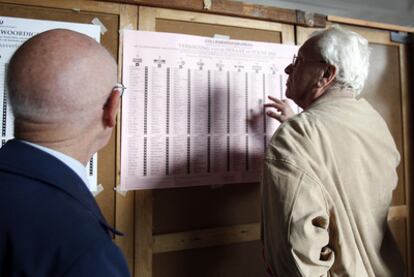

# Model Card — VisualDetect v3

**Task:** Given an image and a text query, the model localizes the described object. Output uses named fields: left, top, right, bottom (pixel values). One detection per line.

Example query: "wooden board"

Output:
left=153, top=241, right=266, bottom=277
left=135, top=6, right=295, bottom=277
left=2, top=1, right=411, bottom=276
left=99, top=0, right=301, bottom=26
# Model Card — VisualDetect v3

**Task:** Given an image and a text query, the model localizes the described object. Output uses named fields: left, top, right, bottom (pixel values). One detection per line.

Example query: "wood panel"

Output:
left=328, top=15, right=414, bottom=33
left=153, top=241, right=266, bottom=277
left=407, top=37, right=414, bottom=277
left=98, top=0, right=309, bottom=26
left=150, top=207, right=406, bottom=254
left=115, top=4, right=138, bottom=273
left=153, top=223, right=260, bottom=253
left=141, top=5, right=293, bottom=234
left=136, top=6, right=295, bottom=277
left=0, top=0, right=122, bottom=13
left=3, top=2, right=411, bottom=276
left=364, top=43, right=405, bottom=205
left=156, top=19, right=282, bottom=43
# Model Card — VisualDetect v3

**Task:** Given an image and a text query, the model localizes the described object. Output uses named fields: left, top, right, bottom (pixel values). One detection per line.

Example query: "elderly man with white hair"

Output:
left=261, top=26, right=404, bottom=276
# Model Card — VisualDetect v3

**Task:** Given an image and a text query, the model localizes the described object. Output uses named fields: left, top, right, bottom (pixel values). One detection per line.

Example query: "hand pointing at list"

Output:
left=264, top=95, right=296, bottom=123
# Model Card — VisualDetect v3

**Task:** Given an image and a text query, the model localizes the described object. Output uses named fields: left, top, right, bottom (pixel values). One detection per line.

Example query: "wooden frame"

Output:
left=98, top=0, right=327, bottom=27
left=134, top=6, right=296, bottom=277
left=130, top=8, right=414, bottom=276
left=123, top=9, right=412, bottom=276
left=115, top=4, right=138, bottom=274
left=399, top=41, right=412, bottom=277
left=1, top=1, right=411, bottom=276
left=0, top=0, right=122, bottom=13
left=328, top=15, right=414, bottom=33
left=153, top=223, right=260, bottom=254
left=138, top=6, right=295, bottom=44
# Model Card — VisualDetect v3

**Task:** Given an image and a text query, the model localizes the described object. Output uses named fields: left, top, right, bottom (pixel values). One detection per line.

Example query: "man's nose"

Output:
left=285, top=64, right=292, bottom=74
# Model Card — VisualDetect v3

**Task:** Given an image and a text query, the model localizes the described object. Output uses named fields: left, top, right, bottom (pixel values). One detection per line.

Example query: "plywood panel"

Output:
left=389, top=219, right=408, bottom=266
left=99, top=0, right=302, bottom=27
left=156, top=19, right=282, bottom=43
left=408, top=40, right=414, bottom=277
left=362, top=43, right=405, bottom=205
left=135, top=7, right=296, bottom=276
left=114, top=4, right=138, bottom=272
left=151, top=15, right=285, bottom=234
left=153, top=241, right=266, bottom=277
left=153, top=183, right=260, bottom=233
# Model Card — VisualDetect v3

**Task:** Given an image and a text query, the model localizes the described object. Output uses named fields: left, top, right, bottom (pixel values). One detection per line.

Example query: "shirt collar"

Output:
left=19, top=140, right=91, bottom=190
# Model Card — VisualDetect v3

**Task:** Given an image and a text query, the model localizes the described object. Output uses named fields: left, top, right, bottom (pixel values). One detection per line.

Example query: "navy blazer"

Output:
left=0, top=139, right=130, bottom=276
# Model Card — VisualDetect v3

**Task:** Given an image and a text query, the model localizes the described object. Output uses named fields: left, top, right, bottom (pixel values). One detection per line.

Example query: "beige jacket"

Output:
left=261, top=90, right=404, bottom=277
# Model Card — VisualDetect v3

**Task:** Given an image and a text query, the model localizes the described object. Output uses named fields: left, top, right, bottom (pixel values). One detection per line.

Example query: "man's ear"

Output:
left=103, top=90, right=121, bottom=128
left=317, top=65, right=337, bottom=88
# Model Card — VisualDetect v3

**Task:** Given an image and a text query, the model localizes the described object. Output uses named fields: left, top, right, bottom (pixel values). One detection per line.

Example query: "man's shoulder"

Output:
left=0, top=217, right=126, bottom=276
left=278, top=111, right=320, bottom=135
left=269, top=112, right=321, bottom=151
left=0, top=140, right=76, bottom=183
left=0, top=177, right=121, bottom=276
left=0, top=171, right=102, bottom=236
left=0, top=147, right=104, bottom=248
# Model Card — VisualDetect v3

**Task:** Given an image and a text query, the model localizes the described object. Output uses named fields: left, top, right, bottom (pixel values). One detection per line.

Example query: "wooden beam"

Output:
left=296, top=10, right=326, bottom=27
left=115, top=4, right=138, bottom=274
left=153, top=223, right=260, bottom=253
left=328, top=15, right=414, bottom=33
left=154, top=7, right=284, bottom=31
left=96, top=0, right=327, bottom=27
left=388, top=205, right=408, bottom=221
left=400, top=42, right=412, bottom=277
left=152, top=203, right=407, bottom=254
left=0, top=0, right=122, bottom=13
left=135, top=190, right=153, bottom=277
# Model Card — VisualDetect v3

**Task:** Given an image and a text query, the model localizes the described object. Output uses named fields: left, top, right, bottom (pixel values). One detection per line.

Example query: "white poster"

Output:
left=0, top=16, right=100, bottom=191
left=121, top=30, right=299, bottom=190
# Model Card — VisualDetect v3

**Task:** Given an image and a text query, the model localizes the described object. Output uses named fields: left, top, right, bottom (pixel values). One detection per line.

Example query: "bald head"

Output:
left=6, top=29, right=119, bottom=163
left=7, top=29, right=117, bottom=123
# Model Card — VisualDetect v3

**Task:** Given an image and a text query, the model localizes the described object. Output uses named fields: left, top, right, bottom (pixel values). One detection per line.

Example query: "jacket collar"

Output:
left=308, top=88, right=355, bottom=110
left=0, top=139, right=123, bottom=236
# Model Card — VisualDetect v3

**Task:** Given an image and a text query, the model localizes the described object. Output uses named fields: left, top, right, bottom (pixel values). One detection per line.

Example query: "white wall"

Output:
left=244, top=0, right=414, bottom=27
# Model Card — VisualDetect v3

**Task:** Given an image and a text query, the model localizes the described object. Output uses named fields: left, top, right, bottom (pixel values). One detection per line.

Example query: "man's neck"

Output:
left=307, top=87, right=355, bottom=110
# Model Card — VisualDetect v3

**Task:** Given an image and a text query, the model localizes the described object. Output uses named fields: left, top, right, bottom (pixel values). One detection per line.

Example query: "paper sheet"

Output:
left=121, top=30, right=299, bottom=190
left=0, top=16, right=100, bottom=191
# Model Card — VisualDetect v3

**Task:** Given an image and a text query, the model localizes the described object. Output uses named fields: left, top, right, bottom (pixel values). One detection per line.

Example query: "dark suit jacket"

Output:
left=0, top=139, right=130, bottom=276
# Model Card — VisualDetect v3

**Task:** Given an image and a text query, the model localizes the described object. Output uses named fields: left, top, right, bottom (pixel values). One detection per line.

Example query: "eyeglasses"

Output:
left=113, top=83, right=127, bottom=97
left=291, top=54, right=326, bottom=67
left=292, top=54, right=299, bottom=67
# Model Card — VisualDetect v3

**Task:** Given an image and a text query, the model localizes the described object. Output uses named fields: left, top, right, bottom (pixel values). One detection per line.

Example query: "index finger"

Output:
left=267, top=95, right=283, bottom=103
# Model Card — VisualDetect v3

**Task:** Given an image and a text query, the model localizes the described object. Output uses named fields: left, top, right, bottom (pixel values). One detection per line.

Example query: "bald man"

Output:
left=0, top=30, right=129, bottom=276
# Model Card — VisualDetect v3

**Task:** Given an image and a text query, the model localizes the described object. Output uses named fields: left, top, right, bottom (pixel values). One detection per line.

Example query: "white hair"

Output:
left=311, top=25, right=370, bottom=96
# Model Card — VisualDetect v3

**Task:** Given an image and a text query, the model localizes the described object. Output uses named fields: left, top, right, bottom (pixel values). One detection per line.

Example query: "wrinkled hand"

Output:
left=264, top=95, right=295, bottom=123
